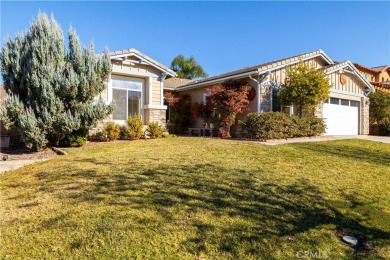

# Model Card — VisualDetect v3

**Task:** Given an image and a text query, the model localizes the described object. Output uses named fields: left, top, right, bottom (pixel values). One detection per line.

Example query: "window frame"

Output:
left=111, top=75, right=145, bottom=123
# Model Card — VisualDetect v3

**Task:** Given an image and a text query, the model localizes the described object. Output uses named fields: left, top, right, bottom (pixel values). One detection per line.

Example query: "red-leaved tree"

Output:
left=208, top=80, right=251, bottom=137
left=164, top=92, right=193, bottom=133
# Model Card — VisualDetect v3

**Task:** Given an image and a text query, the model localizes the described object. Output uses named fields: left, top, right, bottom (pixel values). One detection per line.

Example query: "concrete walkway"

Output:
left=259, top=135, right=390, bottom=146
left=0, top=158, right=51, bottom=174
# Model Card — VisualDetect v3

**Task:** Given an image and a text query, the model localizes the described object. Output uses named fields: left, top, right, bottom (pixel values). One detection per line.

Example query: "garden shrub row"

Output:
left=240, top=112, right=326, bottom=140
left=90, top=115, right=168, bottom=142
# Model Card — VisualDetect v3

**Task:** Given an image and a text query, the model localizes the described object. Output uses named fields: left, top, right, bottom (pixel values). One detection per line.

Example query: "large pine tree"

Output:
left=0, top=13, right=113, bottom=150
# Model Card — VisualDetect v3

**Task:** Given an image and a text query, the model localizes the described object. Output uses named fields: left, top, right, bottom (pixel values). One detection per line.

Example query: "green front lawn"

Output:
left=1, top=138, right=389, bottom=259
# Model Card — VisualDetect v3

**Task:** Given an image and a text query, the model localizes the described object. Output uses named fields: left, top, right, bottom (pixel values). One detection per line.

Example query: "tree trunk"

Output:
left=299, top=106, right=303, bottom=118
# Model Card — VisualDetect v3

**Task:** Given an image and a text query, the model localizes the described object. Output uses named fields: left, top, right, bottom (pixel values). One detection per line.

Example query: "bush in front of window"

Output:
left=240, top=112, right=326, bottom=140
left=147, top=122, right=165, bottom=139
left=102, top=122, right=121, bottom=141
left=122, top=116, right=144, bottom=140
left=240, top=112, right=294, bottom=140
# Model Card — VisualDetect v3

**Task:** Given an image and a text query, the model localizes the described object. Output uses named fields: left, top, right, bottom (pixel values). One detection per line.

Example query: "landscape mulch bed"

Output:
left=0, top=146, right=56, bottom=161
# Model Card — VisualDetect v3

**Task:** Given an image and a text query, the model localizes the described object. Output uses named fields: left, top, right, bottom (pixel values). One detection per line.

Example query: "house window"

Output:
left=340, top=99, right=350, bottom=106
left=350, top=101, right=360, bottom=107
left=271, top=89, right=282, bottom=112
left=382, top=77, right=385, bottom=82
left=281, top=105, right=297, bottom=116
left=330, top=98, right=340, bottom=105
left=111, top=76, right=144, bottom=120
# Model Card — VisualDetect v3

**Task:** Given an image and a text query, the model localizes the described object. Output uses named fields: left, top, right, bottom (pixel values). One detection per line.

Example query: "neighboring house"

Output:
left=98, top=49, right=176, bottom=127
left=169, top=50, right=374, bottom=135
left=0, top=85, right=21, bottom=147
left=353, top=63, right=390, bottom=93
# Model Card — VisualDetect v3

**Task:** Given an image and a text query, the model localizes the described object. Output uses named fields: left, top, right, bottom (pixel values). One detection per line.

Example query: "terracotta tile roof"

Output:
left=164, top=78, right=193, bottom=89
left=97, top=48, right=176, bottom=76
left=370, top=65, right=389, bottom=72
left=176, top=49, right=332, bottom=90
left=353, top=63, right=378, bottom=74
left=371, top=81, right=390, bottom=87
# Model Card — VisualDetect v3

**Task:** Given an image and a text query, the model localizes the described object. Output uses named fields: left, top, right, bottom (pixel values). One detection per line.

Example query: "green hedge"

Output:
left=122, top=115, right=144, bottom=140
left=147, top=122, right=165, bottom=139
left=380, top=123, right=390, bottom=136
left=102, top=122, right=121, bottom=141
left=240, top=112, right=326, bottom=140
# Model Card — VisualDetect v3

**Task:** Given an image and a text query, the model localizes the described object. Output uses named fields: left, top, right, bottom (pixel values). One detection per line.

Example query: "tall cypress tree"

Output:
left=0, top=13, right=113, bottom=150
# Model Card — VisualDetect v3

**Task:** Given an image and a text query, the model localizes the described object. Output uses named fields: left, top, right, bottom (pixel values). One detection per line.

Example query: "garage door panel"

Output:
left=323, top=103, right=359, bottom=135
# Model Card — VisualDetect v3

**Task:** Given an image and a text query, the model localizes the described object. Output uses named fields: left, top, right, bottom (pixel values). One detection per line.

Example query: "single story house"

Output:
left=98, top=49, right=176, bottom=127
left=0, top=49, right=376, bottom=144
left=169, top=50, right=375, bottom=135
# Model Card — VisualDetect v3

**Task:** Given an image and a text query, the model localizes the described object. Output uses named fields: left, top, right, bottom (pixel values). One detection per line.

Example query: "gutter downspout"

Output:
left=249, top=70, right=271, bottom=113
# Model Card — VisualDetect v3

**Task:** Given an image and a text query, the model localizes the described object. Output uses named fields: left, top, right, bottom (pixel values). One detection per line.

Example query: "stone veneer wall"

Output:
left=361, top=96, right=370, bottom=135
left=145, top=109, right=166, bottom=127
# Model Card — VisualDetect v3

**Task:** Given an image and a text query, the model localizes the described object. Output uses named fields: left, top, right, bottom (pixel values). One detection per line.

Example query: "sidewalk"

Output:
left=258, top=135, right=390, bottom=146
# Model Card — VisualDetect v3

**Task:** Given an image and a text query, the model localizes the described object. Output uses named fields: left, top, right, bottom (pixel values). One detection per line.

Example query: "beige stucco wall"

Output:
left=152, top=79, right=162, bottom=105
left=377, top=70, right=390, bottom=82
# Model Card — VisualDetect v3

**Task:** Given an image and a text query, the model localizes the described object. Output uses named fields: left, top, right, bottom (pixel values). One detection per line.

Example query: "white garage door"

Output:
left=323, top=98, right=359, bottom=135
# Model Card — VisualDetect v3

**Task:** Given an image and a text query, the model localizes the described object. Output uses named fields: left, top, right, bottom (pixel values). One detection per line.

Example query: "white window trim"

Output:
left=110, top=76, right=145, bottom=123
left=148, top=77, right=153, bottom=106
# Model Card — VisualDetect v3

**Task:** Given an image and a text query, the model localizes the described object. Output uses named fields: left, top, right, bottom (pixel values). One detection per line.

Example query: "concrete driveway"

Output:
left=259, top=135, right=390, bottom=146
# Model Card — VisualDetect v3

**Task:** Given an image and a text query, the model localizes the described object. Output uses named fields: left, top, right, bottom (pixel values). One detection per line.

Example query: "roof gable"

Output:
left=99, top=48, right=176, bottom=77
left=322, top=61, right=374, bottom=92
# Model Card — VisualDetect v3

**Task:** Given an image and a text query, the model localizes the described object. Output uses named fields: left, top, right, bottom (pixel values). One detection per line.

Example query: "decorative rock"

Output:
left=52, top=147, right=68, bottom=156
left=342, top=236, right=358, bottom=246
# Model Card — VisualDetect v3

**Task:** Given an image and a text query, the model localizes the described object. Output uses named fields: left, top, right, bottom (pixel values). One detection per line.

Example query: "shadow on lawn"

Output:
left=47, top=161, right=390, bottom=258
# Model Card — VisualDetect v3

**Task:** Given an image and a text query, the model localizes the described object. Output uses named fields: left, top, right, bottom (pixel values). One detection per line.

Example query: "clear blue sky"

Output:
left=1, top=1, right=389, bottom=79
